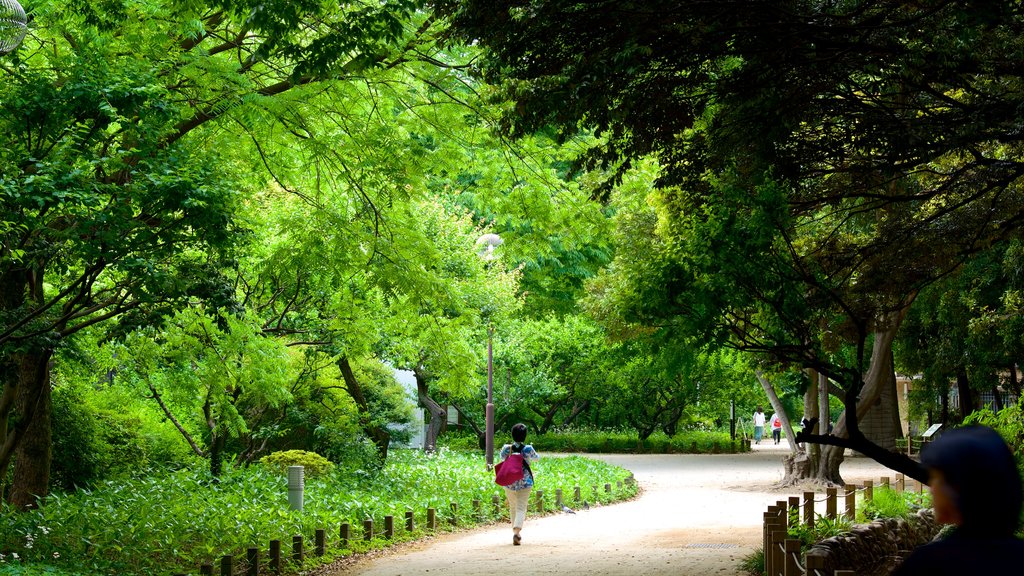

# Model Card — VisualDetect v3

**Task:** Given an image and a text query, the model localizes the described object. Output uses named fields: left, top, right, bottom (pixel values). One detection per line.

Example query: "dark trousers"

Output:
left=772, top=429, right=781, bottom=443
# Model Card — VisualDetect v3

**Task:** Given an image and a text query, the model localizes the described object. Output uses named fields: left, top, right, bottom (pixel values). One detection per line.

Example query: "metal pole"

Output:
left=485, top=325, right=495, bottom=468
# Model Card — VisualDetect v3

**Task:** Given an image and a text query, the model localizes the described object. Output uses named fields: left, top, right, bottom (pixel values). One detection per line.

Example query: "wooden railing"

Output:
left=762, top=473, right=923, bottom=576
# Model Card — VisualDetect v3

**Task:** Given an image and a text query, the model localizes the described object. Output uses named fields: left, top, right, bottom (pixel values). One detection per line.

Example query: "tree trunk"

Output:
left=1007, top=364, right=1021, bottom=400
left=955, top=366, right=974, bottom=421
left=338, top=356, right=390, bottom=460
left=754, top=371, right=800, bottom=454
left=939, top=379, right=950, bottom=425
left=414, top=368, right=446, bottom=452
left=802, top=371, right=820, bottom=474
left=796, top=304, right=929, bottom=485
left=8, top=353, right=53, bottom=509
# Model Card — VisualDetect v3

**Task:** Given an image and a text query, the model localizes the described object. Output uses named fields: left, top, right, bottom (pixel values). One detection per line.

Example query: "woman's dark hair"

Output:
left=921, top=425, right=1022, bottom=537
left=511, top=423, right=528, bottom=443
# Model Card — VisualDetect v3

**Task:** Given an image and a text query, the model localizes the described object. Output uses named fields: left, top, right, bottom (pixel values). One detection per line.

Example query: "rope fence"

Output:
left=168, top=477, right=636, bottom=575
left=762, top=473, right=922, bottom=576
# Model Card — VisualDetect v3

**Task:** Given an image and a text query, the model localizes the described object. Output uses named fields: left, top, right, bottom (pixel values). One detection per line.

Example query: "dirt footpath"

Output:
left=331, top=444, right=893, bottom=576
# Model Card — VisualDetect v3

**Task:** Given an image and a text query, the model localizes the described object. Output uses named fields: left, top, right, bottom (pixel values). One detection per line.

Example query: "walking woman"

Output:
left=498, top=423, right=541, bottom=545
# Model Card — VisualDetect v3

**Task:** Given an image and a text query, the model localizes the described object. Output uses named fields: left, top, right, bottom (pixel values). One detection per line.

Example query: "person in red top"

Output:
left=769, top=413, right=782, bottom=444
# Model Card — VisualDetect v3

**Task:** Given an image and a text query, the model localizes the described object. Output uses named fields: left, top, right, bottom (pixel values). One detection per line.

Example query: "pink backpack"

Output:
left=494, top=453, right=525, bottom=486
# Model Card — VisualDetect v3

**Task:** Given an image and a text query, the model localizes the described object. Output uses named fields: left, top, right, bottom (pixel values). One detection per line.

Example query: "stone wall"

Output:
left=807, top=510, right=942, bottom=576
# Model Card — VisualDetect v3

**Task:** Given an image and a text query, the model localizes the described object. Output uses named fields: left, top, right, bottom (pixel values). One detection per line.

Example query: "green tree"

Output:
left=444, top=0, right=1024, bottom=483
left=0, top=0, right=435, bottom=506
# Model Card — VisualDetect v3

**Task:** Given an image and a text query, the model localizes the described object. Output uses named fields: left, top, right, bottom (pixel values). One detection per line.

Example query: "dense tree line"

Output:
left=7, top=0, right=1024, bottom=510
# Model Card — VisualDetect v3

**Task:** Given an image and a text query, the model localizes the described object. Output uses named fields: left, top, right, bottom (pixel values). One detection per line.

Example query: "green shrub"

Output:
left=740, top=547, right=765, bottom=575
left=858, top=487, right=925, bottom=521
left=0, top=450, right=636, bottom=575
left=788, top=514, right=852, bottom=550
left=260, top=450, right=335, bottom=477
left=456, top=427, right=738, bottom=454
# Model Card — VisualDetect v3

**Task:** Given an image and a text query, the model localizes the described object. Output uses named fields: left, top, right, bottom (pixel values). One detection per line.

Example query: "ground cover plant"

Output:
left=857, top=488, right=931, bottom=523
left=440, top=428, right=743, bottom=454
left=0, top=450, right=636, bottom=575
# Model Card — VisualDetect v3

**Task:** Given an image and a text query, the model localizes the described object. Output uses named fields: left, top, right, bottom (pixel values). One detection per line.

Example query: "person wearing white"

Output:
left=753, top=407, right=766, bottom=444
left=769, top=413, right=783, bottom=444
left=498, top=423, right=541, bottom=545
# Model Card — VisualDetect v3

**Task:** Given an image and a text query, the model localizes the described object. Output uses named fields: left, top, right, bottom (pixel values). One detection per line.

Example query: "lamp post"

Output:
left=485, top=325, right=495, bottom=468
left=0, top=0, right=27, bottom=55
left=475, top=233, right=502, bottom=469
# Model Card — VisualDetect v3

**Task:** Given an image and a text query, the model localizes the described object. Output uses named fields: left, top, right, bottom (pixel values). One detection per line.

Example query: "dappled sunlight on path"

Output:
left=332, top=451, right=893, bottom=576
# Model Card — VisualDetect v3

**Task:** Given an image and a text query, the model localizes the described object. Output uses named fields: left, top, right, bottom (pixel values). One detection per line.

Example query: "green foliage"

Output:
left=260, top=451, right=335, bottom=478
left=440, top=427, right=739, bottom=454
left=739, top=547, right=765, bottom=576
left=788, top=514, right=852, bottom=551
left=0, top=451, right=636, bottom=575
left=858, top=488, right=930, bottom=522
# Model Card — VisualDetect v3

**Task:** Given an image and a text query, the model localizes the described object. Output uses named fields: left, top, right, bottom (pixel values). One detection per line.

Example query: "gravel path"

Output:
left=332, top=443, right=894, bottom=576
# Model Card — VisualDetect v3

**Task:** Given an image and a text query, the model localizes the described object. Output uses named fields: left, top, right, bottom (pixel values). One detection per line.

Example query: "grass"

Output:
left=0, top=449, right=637, bottom=575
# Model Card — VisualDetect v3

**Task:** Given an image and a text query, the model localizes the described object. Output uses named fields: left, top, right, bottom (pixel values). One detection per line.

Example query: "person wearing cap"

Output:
left=891, top=425, right=1024, bottom=575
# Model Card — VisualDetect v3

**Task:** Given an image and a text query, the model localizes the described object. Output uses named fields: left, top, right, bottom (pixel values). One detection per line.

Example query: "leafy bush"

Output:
left=739, top=547, right=765, bottom=575
left=440, top=427, right=742, bottom=454
left=857, top=487, right=929, bottom=522
left=788, top=514, right=852, bottom=550
left=260, top=450, right=335, bottom=477
left=0, top=449, right=637, bottom=575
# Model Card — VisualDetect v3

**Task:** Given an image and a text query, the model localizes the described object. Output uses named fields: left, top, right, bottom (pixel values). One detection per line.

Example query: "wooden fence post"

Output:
left=450, top=502, right=458, bottom=526
left=783, top=539, right=801, bottom=576
left=384, top=515, right=394, bottom=539
left=200, top=564, right=213, bottom=575
left=473, top=499, right=482, bottom=521
left=769, top=528, right=786, bottom=576
left=427, top=507, right=437, bottom=531
left=406, top=510, right=415, bottom=532
left=364, top=519, right=374, bottom=541
left=805, top=552, right=825, bottom=575
left=316, top=528, right=326, bottom=555
left=293, top=535, right=303, bottom=564
left=269, top=540, right=281, bottom=573
left=221, top=555, right=233, bottom=576
left=881, top=476, right=890, bottom=490
left=896, top=473, right=905, bottom=492
left=804, top=491, right=815, bottom=528
left=844, top=485, right=856, bottom=520
left=340, top=523, right=350, bottom=548
left=826, top=487, right=837, bottom=520
left=690, top=441, right=698, bottom=453
left=536, top=490, right=545, bottom=513
left=246, top=547, right=258, bottom=576
left=556, top=488, right=564, bottom=507
left=493, top=494, right=502, bottom=517
left=763, top=509, right=775, bottom=576
left=788, top=496, right=800, bottom=527
left=865, top=480, right=874, bottom=502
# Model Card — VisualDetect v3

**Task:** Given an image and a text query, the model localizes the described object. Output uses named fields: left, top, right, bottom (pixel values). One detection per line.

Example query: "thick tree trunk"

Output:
left=796, top=305, right=929, bottom=485
left=802, top=370, right=820, bottom=473
left=338, top=356, right=390, bottom=459
left=414, top=368, right=446, bottom=452
left=955, top=366, right=974, bottom=421
left=8, top=353, right=52, bottom=508
left=1008, top=364, right=1022, bottom=400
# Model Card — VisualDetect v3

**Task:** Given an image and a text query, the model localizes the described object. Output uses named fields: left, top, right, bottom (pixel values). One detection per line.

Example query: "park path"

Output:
left=331, top=444, right=893, bottom=576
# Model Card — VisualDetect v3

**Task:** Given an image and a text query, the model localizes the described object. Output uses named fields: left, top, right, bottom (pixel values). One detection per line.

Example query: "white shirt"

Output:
left=753, top=411, right=766, bottom=426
